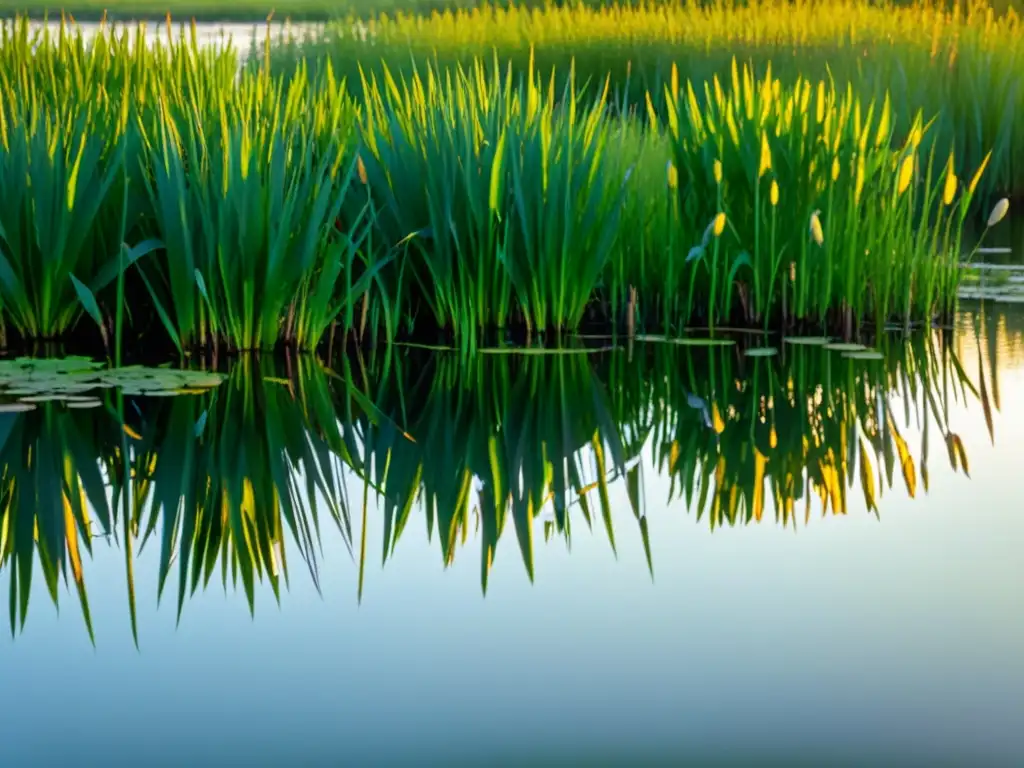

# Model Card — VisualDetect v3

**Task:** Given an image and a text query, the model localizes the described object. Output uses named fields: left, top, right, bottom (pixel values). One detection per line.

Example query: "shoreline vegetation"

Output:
left=0, top=3, right=1017, bottom=355
left=2, top=0, right=1023, bottom=21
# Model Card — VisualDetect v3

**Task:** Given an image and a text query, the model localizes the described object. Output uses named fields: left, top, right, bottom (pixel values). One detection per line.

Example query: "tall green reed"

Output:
left=0, top=14, right=1009, bottom=350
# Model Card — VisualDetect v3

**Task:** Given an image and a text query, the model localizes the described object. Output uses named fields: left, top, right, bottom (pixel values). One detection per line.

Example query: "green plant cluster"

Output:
left=0, top=16, right=1006, bottom=353
left=271, top=0, right=1024, bottom=198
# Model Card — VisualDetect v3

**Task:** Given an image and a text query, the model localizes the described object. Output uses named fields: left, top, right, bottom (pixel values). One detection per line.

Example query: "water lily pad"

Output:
left=823, top=343, right=867, bottom=352
left=744, top=347, right=778, bottom=357
left=0, top=402, right=36, bottom=412
left=636, top=334, right=722, bottom=345
left=843, top=350, right=885, bottom=360
left=623, top=334, right=740, bottom=347
left=673, top=338, right=736, bottom=347
left=4, top=387, right=53, bottom=396
left=0, top=359, right=225, bottom=396
left=65, top=399, right=103, bottom=409
left=479, top=347, right=604, bottom=356
left=18, top=394, right=64, bottom=403
left=13, top=356, right=104, bottom=372
left=784, top=336, right=830, bottom=345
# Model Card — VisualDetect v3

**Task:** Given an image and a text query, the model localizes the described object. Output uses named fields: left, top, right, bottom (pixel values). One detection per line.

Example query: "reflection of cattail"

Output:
left=769, top=180, right=779, bottom=206
left=666, top=160, right=678, bottom=189
left=356, top=154, right=368, bottom=185
left=831, top=156, right=840, bottom=182
left=987, top=198, right=1009, bottom=227
left=713, top=159, right=723, bottom=185
left=809, top=210, right=824, bottom=246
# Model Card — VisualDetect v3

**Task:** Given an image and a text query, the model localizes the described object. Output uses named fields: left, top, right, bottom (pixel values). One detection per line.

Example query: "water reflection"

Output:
left=0, top=324, right=1009, bottom=641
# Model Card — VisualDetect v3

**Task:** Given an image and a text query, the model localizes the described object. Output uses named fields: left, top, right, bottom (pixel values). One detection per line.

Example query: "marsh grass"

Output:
left=271, top=0, right=1024, bottom=199
left=0, top=14, right=1010, bottom=349
left=0, top=18, right=382, bottom=352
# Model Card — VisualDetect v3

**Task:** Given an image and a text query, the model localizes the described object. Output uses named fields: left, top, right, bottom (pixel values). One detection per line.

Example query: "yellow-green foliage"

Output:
left=273, top=0, right=1024, bottom=196
left=0, top=14, right=1008, bottom=350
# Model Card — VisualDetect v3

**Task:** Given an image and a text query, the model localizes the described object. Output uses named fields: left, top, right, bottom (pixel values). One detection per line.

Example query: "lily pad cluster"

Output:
left=783, top=337, right=885, bottom=359
left=0, top=357, right=226, bottom=412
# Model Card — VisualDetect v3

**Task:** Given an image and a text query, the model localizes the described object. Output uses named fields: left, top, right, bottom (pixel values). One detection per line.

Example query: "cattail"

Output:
left=897, top=154, right=914, bottom=195
left=667, top=160, right=678, bottom=189
left=356, top=154, right=368, bottom=185
left=712, top=212, right=726, bottom=237
left=713, top=159, right=722, bottom=185
left=831, top=156, right=840, bottom=182
left=855, top=156, right=865, bottom=204
left=943, top=164, right=957, bottom=206
left=702, top=213, right=727, bottom=245
left=758, top=132, right=772, bottom=178
left=987, top=198, right=1009, bottom=227
left=809, top=210, right=824, bottom=246
left=769, top=180, right=779, bottom=206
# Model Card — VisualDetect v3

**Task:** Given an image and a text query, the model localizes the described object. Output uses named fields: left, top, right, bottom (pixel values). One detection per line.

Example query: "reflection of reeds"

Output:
left=0, top=356, right=355, bottom=642
left=351, top=334, right=983, bottom=592
left=0, top=333, right=993, bottom=639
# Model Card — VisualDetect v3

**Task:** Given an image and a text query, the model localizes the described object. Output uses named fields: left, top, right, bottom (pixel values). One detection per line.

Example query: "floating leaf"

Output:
left=0, top=402, right=36, bottom=413
left=784, top=336, right=830, bottom=345
left=65, top=400, right=102, bottom=409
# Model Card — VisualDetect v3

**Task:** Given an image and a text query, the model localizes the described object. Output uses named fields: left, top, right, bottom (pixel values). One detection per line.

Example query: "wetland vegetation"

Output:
left=2, top=6, right=1023, bottom=763
left=0, top=3, right=1018, bottom=354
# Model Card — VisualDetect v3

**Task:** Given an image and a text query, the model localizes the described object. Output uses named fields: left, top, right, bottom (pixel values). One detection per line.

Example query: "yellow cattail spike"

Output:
left=967, top=152, right=991, bottom=197
left=897, top=154, right=914, bottom=195
left=713, top=212, right=727, bottom=237
left=855, top=156, right=866, bottom=205
left=988, top=198, right=1009, bottom=227
left=943, top=160, right=958, bottom=206
left=769, top=180, right=779, bottom=207
left=758, top=132, right=772, bottom=178
left=809, top=210, right=824, bottom=246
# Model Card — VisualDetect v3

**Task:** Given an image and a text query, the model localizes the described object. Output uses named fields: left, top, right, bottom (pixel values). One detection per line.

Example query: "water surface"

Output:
left=1, top=312, right=1022, bottom=765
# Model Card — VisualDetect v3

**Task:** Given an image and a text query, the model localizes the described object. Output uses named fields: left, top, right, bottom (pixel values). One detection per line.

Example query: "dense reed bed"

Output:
left=0, top=15, right=1009, bottom=351
left=7, top=0, right=1024, bottom=22
left=1, top=328, right=996, bottom=639
left=272, top=0, right=1024, bottom=198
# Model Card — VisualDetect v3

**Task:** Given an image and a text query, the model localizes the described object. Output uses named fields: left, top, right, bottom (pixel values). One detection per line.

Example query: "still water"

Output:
left=1, top=309, right=1022, bottom=766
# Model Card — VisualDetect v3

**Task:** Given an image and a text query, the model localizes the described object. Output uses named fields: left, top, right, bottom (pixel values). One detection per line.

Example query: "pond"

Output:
left=1, top=308, right=1023, bottom=765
